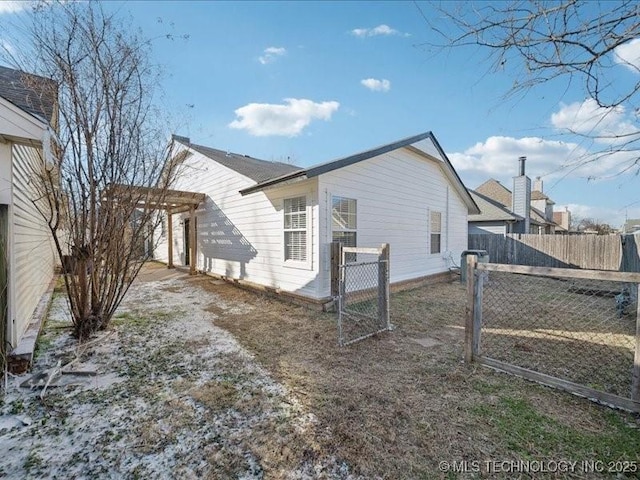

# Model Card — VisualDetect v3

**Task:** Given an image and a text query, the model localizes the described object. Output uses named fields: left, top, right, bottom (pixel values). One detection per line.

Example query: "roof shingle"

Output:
left=0, top=65, right=56, bottom=123
left=174, top=137, right=303, bottom=183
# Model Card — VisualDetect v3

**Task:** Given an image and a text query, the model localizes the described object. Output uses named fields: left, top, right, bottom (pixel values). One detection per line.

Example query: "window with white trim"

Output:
left=332, top=196, right=357, bottom=262
left=284, top=196, right=307, bottom=262
left=430, top=211, right=442, bottom=254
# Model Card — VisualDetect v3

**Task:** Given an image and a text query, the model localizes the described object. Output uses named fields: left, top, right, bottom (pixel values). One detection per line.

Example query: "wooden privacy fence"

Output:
left=465, top=255, right=640, bottom=413
left=468, top=233, right=640, bottom=272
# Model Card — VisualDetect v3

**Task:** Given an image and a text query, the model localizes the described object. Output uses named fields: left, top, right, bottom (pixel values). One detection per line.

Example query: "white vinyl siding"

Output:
left=318, top=143, right=469, bottom=297
left=153, top=146, right=321, bottom=298
left=284, top=196, right=308, bottom=263
left=10, top=144, right=56, bottom=348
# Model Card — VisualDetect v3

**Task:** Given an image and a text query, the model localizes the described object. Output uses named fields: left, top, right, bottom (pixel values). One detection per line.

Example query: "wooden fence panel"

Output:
left=468, top=234, right=640, bottom=271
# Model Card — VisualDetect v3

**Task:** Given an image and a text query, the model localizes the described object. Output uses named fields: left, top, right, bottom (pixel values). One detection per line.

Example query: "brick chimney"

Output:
left=512, top=156, right=531, bottom=233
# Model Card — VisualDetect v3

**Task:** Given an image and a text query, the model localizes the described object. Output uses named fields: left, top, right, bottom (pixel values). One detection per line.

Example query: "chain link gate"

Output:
left=337, top=244, right=391, bottom=346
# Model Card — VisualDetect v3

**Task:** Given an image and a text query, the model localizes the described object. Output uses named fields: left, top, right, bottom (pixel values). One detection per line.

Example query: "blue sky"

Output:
left=1, top=1, right=639, bottom=227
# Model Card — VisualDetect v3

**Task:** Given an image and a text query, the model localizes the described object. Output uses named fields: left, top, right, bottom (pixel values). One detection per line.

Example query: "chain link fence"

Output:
left=338, top=249, right=390, bottom=346
left=466, top=261, right=640, bottom=411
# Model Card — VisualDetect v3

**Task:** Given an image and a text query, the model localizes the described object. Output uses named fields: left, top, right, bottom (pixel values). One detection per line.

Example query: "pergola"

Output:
left=105, top=184, right=206, bottom=275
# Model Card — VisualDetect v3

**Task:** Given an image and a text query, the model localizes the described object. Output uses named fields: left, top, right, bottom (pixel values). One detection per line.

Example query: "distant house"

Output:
left=553, top=208, right=571, bottom=234
left=469, top=157, right=559, bottom=235
left=468, top=190, right=523, bottom=235
left=623, top=218, right=640, bottom=234
left=153, top=132, right=479, bottom=303
left=0, top=65, right=58, bottom=372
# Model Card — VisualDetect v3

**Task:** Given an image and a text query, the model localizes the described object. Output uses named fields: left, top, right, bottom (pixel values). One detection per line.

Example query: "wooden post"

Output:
left=189, top=206, right=196, bottom=275
left=378, top=243, right=390, bottom=330
left=464, top=254, right=478, bottom=364
left=330, top=242, right=342, bottom=297
left=167, top=212, right=174, bottom=269
left=472, top=270, right=484, bottom=358
left=632, top=283, right=640, bottom=402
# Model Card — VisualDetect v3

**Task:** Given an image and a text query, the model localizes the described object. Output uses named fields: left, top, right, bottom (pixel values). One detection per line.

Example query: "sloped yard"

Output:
left=1, top=262, right=639, bottom=479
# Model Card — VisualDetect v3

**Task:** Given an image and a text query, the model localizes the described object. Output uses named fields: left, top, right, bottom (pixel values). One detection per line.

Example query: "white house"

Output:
left=0, top=66, right=57, bottom=372
left=154, top=132, right=479, bottom=303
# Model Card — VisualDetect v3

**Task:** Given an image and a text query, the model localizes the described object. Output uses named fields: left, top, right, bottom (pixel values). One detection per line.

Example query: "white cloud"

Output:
left=229, top=98, right=340, bottom=137
left=350, top=24, right=408, bottom=38
left=449, top=136, right=585, bottom=181
left=551, top=98, right=638, bottom=141
left=0, top=38, right=15, bottom=56
left=0, top=1, right=29, bottom=14
left=258, top=46, right=286, bottom=65
left=614, top=38, right=640, bottom=72
left=361, top=78, right=391, bottom=92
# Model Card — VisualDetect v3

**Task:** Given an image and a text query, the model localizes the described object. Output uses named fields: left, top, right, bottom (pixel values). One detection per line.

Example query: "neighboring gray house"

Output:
left=0, top=65, right=58, bottom=372
left=468, top=190, right=523, bottom=235
left=469, top=157, right=558, bottom=235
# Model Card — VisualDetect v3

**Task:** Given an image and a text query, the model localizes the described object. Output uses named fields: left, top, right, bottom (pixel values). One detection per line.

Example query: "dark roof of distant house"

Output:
left=172, top=136, right=302, bottom=183
left=0, top=65, right=56, bottom=123
left=469, top=190, right=523, bottom=222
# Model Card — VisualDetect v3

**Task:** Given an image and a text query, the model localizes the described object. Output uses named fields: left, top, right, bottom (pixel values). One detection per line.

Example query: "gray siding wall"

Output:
left=512, top=176, right=531, bottom=234
left=469, top=222, right=507, bottom=235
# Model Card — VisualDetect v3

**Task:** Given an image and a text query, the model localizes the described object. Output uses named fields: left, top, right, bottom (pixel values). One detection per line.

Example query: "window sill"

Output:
left=283, top=260, right=313, bottom=271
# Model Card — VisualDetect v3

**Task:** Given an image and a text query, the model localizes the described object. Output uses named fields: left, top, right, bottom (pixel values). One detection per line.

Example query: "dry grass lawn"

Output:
left=206, top=274, right=640, bottom=479
left=2, top=263, right=639, bottom=479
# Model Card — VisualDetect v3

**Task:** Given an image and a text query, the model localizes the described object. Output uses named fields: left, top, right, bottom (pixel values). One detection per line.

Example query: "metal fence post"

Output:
left=465, top=254, right=478, bottom=364
left=378, top=243, right=390, bottom=330
left=338, top=264, right=345, bottom=346
left=330, top=242, right=342, bottom=297
left=472, top=270, right=484, bottom=359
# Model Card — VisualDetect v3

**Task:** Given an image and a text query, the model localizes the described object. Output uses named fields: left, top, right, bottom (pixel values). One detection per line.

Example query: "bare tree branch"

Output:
left=5, top=1, right=184, bottom=340
left=424, top=0, right=640, bottom=176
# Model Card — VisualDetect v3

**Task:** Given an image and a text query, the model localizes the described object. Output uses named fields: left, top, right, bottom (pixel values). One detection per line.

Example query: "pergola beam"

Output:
left=103, top=183, right=205, bottom=272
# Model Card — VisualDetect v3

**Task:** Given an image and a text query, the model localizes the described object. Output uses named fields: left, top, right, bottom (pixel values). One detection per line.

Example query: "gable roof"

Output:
left=0, top=65, right=57, bottom=124
left=237, top=131, right=480, bottom=214
left=469, top=190, right=523, bottom=222
left=475, top=178, right=553, bottom=226
left=475, top=179, right=512, bottom=208
left=172, top=136, right=302, bottom=183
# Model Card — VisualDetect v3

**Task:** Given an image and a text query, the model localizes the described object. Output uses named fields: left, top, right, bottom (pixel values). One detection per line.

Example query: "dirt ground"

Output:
left=1, top=263, right=639, bottom=479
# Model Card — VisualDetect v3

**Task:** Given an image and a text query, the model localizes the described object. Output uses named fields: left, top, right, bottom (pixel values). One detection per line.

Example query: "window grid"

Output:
left=284, top=196, right=307, bottom=262
left=430, top=210, right=442, bottom=254
left=332, top=197, right=357, bottom=262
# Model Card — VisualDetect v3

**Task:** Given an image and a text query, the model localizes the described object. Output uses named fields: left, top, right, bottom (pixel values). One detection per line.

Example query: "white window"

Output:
left=430, top=211, right=442, bottom=254
left=284, top=196, right=308, bottom=262
left=332, top=196, right=357, bottom=262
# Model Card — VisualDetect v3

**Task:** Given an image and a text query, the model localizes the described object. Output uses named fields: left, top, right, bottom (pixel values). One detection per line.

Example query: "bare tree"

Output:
left=424, top=1, right=640, bottom=172
left=575, top=217, right=616, bottom=235
left=4, top=2, right=184, bottom=340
